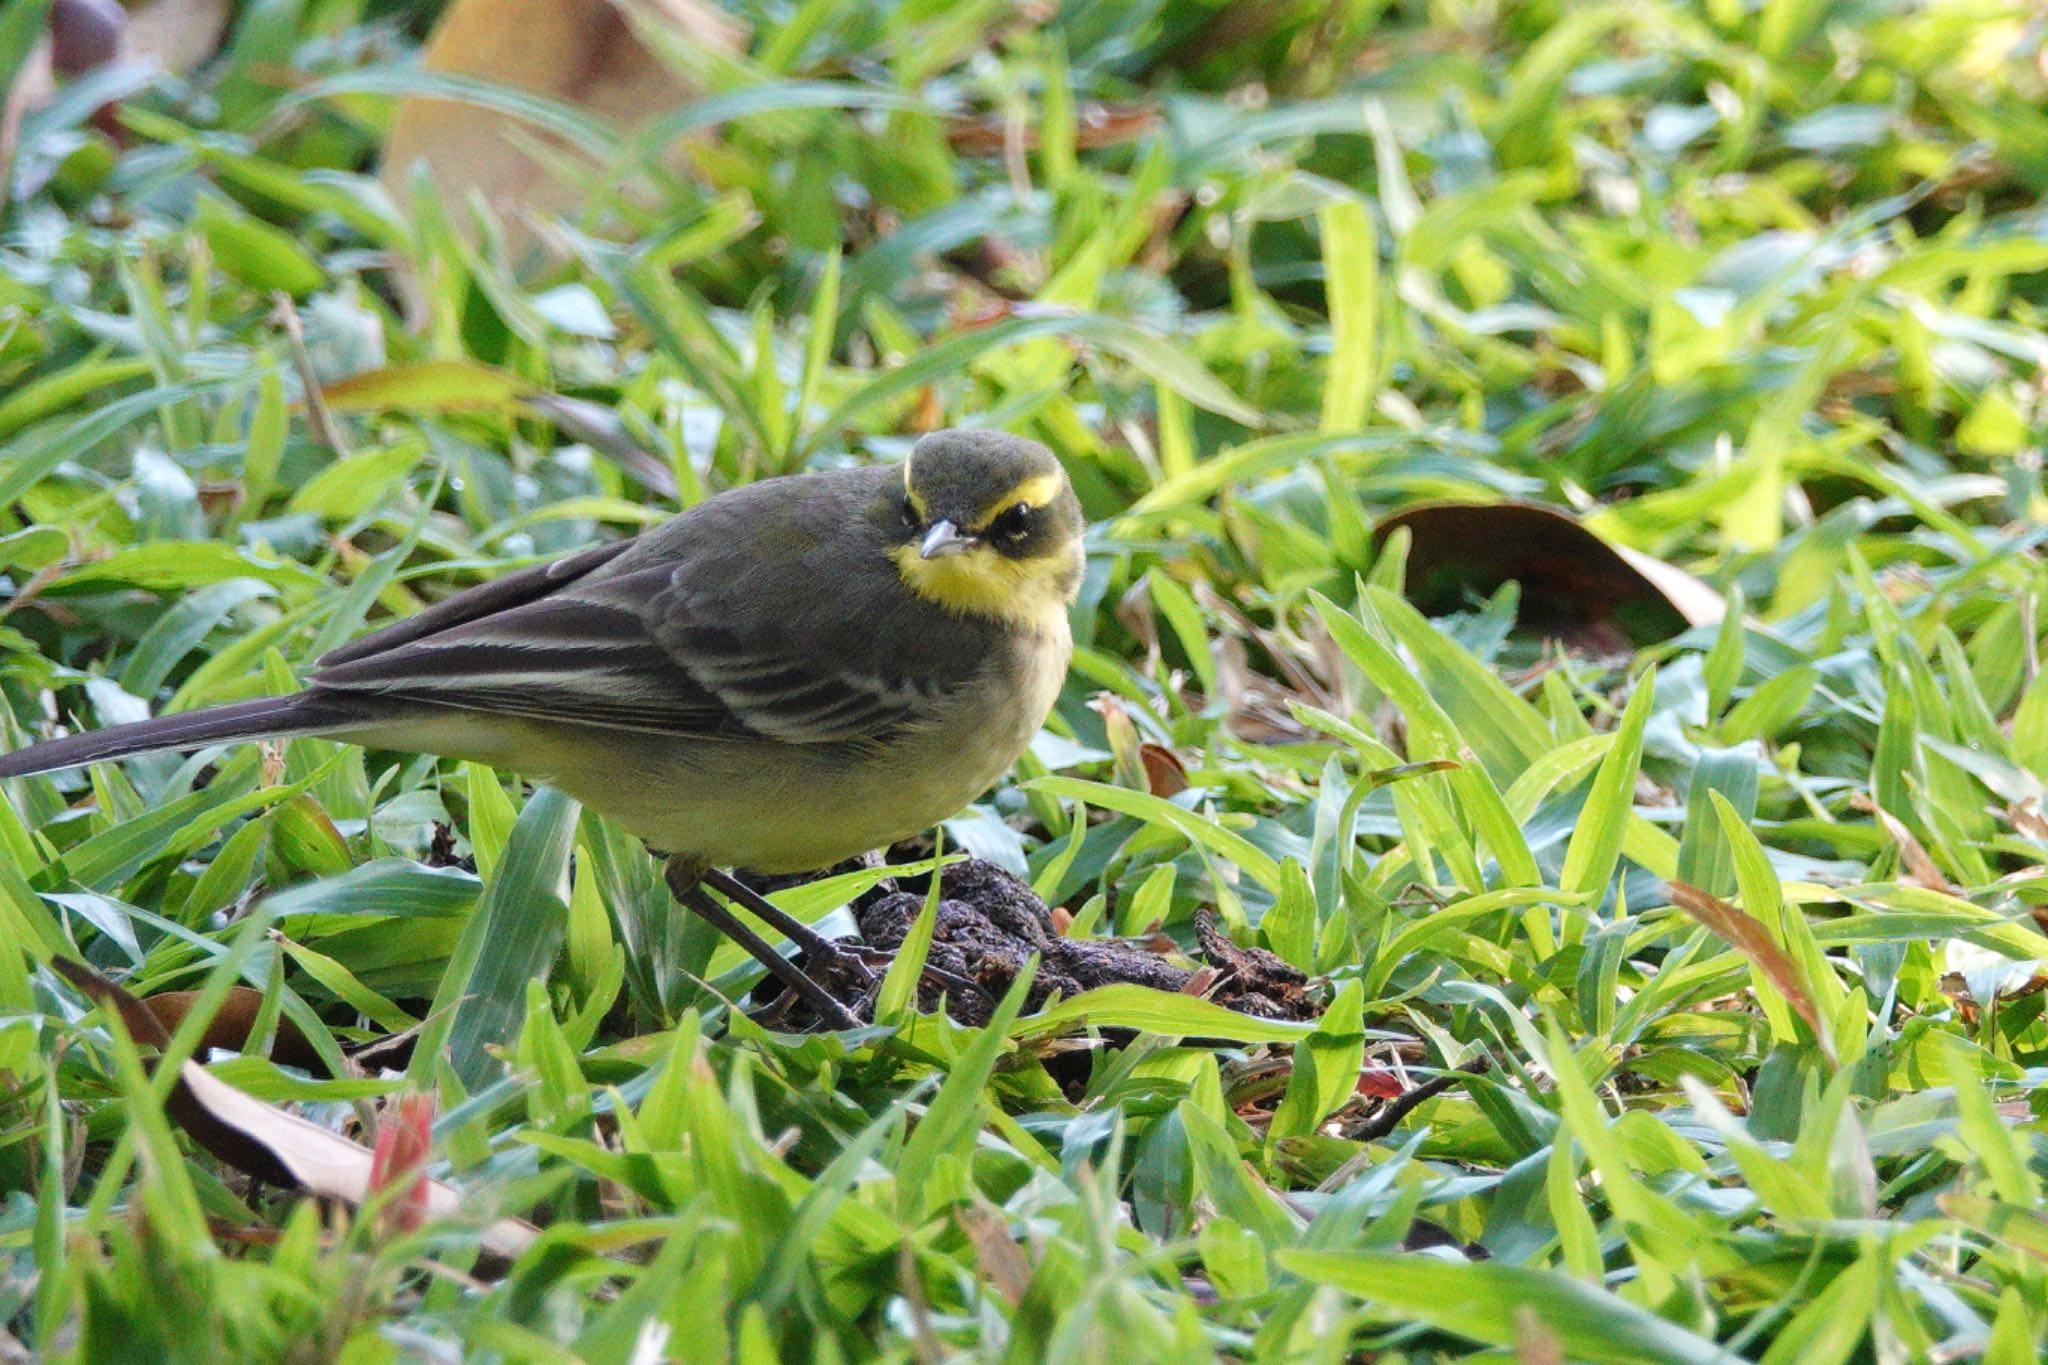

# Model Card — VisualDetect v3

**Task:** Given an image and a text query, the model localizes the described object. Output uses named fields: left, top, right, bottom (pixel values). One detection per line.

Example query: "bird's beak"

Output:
left=919, top=520, right=975, bottom=559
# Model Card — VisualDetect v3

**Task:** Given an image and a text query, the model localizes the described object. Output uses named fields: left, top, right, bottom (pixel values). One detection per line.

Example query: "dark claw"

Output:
left=664, top=858, right=862, bottom=1031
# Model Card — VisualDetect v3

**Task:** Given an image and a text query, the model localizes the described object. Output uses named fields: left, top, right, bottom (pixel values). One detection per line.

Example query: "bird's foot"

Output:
left=662, top=857, right=865, bottom=1031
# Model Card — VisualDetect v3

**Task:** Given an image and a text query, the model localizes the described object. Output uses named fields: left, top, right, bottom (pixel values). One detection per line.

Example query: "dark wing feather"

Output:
left=316, top=539, right=636, bottom=668
left=310, top=561, right=940, bottom=746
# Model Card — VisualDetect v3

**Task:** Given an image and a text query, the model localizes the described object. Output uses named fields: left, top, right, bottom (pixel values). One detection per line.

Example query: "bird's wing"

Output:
left=309, top=561, right=944, bottom=746
left=316, top=538, right=636, bottom=667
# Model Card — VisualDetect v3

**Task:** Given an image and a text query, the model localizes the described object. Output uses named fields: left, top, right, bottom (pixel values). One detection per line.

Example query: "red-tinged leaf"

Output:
left=49, top=0, right=122, bottom=75
left=1666, top=881, right=1823, bottom=1042
left=1356, top=1068, right=1405, bottom=1100
left=369, top=1093, right=436, bottom=1236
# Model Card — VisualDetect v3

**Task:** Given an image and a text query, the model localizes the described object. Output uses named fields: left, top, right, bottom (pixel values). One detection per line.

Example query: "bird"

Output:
left=0, top=428, right=1086, bottom=1028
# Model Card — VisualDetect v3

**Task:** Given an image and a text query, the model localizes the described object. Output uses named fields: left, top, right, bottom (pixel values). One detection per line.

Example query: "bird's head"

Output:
left=888, top=429, right=1084, bottom=630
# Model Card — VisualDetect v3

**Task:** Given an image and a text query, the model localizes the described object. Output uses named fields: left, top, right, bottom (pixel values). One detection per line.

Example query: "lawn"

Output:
left=4, top=0, right=2048, bottom=1360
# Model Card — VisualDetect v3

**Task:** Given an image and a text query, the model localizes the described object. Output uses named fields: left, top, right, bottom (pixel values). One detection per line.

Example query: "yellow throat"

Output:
left=891, top=542, right=1075, bottom=632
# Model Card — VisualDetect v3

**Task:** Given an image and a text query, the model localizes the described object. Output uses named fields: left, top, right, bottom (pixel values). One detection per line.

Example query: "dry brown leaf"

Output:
left=1375, top=501, right=1725, bottom=646
left=944, top=102, right=1157, bottom=154
left=378, top=0, right=744, bottom=278
left=1139, top=742, right=1188, bottom=798
left=140, top=987, right=325, bottom=1073
left=954, top=1206, right=1032, bottom=1307
left=1849, top=792, right=1955, bottom=892
left=51, top=959, right=540, bottom=1263
left=1666, top=882, right=1828, bottom=1054
left=178, top=1063, right=538, bottom=1260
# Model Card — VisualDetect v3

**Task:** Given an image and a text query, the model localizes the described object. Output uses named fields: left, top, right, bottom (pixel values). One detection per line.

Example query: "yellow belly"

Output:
left=367, top=625, right=1069, bottom=873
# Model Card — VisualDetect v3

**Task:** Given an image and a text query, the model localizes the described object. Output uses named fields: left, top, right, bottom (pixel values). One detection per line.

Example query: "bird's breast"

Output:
left=542, top=617, right=1072, bottom=874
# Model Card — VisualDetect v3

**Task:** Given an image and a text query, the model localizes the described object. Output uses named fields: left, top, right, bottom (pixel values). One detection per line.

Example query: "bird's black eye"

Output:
left=901, top=496, right=919, bottom=528
left=990, top=503, right=1033, bottom=541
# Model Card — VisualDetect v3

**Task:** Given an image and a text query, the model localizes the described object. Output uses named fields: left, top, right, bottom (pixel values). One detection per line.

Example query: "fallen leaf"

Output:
left=1139, top=742, right=1188, bottom=797
left=51, top=958, right=540, bottom=1263
left=378, top=0, right=744, bottom=280
left=178, top=1062, right=538, bottom=1260
left=1375, top=501, right=1724, bottom=646
left=140, top=987, right=325, bottom=1073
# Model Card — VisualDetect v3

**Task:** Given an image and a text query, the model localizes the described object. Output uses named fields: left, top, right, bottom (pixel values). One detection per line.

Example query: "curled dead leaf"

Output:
left=50, top=959, right=539, bottom=1263
left=1375, top=501, right=1724, bottom=646
left=140, top=987, right=326, bottom=1073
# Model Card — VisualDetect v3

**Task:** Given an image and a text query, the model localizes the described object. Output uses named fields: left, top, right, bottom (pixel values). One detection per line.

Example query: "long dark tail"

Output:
left=0, top=694, right=360, bottom=778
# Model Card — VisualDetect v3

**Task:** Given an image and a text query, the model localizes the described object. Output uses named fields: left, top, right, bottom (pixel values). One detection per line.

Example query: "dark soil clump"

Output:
left=772, top=858, right=1318, bottom=1030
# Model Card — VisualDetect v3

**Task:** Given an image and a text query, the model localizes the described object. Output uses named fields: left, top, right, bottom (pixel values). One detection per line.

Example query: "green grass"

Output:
left=5, top=0, right=2048, bottom=1359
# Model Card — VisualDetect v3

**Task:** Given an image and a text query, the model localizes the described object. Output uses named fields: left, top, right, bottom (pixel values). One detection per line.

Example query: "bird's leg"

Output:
left=699, top=868, right=875, bottom=984
left=662, top=857, right=862, bottom=1031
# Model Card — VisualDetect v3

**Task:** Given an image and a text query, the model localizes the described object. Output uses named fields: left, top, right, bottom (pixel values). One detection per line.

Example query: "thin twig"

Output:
left=1349, top=1055, right=1491, bottom=1143
left=270, top=291, right=352, bottom=457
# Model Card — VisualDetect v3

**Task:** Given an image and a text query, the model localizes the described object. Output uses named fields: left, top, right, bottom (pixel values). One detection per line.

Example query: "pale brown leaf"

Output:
left=178, top=1063, right=539, bottom=1260
left=954, top=1206, right=1032, bottom=1307
left=378, top=0, right=744, bottom=281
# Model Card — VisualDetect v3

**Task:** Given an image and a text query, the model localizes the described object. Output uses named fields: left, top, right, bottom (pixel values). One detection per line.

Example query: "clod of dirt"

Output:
left=779, top=859, right=1317, bottom=1030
